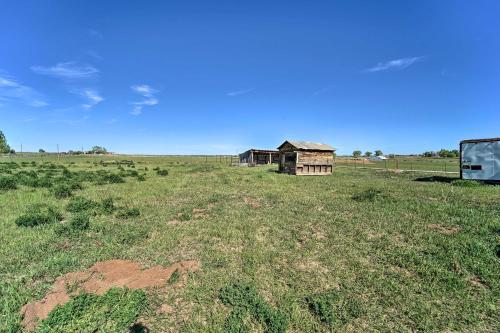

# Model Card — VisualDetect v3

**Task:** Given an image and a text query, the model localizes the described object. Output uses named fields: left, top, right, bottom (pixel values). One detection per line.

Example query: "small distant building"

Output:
left=277, top=140, right=335, bottom=175
left=239, top=149, right=280, bottom=165
left=370, top=155, right=388, bottom=161
left=460, top=138, right=500, bottom=182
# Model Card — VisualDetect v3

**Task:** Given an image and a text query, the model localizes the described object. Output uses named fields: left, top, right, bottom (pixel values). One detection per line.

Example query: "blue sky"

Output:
left=1, top=1, right=499, bottom=155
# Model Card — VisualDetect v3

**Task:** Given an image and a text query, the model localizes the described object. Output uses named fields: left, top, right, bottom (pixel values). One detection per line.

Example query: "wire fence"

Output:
left=333, top=157, right=460, bottom=174
left=1, top=153, right=460, bottom=174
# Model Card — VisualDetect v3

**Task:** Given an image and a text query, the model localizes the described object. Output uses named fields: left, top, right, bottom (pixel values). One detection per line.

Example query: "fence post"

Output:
left=444, top=162, right=447, bottom=174
left=396, top=159, right=399, bottom=170
left=385, top=160, right=387, bottom=170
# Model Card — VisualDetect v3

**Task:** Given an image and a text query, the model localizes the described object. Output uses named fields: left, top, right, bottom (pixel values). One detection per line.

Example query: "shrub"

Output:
left=156, top=169, right=169, bottom=176
left=137, top=174, right=146, bottom=181
left=304, top=289, right=363, bottom=327
left=100, top=173, right=125, bottom=184
left=69, top=213, right=90, bottom=231
left=66, top=197, right=98, bottom=213
left=35, top=288, right=147, bottom=333
left=52, top=184, right=73, bottom=199
left=15, top=205, right=63, bottom=227
left=0, top=176, right=17, bottom=191
left=219, top=282, right=288, bottom=333
left=99, top=197, right=116, bottom=215
left=116, top=207, right=140, bottom=219
left=451, top=179, right=482, bottom=187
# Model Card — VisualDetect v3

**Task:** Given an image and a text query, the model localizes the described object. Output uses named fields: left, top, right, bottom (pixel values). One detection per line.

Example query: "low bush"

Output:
left=66, top=196, right=98, bottom=213
left=116, top=207, right=140, bottom=219
left=98, top=173, right=125, bottom=184
left=69, top=213, right=90, bottom=231
left=15, top=205, right=63, bottom=227
left=35, top=288, right=147, bottom=333
left=52, top=184, right=73, bottom=199
left=219, top=282, right=288, bottom=333
left=99, top=197, right=116, bottom=215
left=156, top=169, right=169, bottom=176
left=0, top=176, right=17, bottom=191
left=137, top=174, right=146, bottom=181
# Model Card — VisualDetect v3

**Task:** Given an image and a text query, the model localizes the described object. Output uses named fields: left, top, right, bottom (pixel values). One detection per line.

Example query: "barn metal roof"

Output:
left=460, top=137, right=500, bottom=144
left=278, top=140, right=335, bottom=151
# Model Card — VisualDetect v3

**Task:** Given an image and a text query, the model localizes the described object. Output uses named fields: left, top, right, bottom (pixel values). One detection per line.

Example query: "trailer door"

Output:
left=462, top=142, right=494, bottom=180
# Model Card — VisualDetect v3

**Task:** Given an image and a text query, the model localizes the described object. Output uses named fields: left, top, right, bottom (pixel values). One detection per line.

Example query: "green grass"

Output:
left=35, top=288, right=147, bottom=333
left=0, top=156, right=498, bottom=332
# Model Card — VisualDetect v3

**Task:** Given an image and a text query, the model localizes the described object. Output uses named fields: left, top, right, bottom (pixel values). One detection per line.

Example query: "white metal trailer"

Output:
left=460, top=138, right=500, bottom=182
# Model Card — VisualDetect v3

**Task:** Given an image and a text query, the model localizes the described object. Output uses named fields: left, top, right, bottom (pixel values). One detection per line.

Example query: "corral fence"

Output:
left=0, top=152, right=238, bottom=164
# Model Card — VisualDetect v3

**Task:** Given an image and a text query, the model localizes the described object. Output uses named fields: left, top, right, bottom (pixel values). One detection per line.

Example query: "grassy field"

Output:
left=0, top=156, right=498, bottom=332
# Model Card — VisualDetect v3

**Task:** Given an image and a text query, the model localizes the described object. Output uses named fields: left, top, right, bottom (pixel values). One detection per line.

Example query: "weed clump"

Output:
left=352, top=188, right=383, bottom=202
left=219, top=282, right=288, bottom=333
left=52, top=184, right=73, bottom=199
left=100, top=197, right=116, bottom=215
left=56, top=213, right=91, bottom=236
left=304, top=289, right=363, bottom=327
left=451, top=179, right=482, bottom=187
left=116, top=207, right=140, bottom=219
left=35, top=288, right=147, bottom=333
left=15, top=205, right=63, bottom=227
left=156, top=169, right=169, bottom=176
left=66, top=196, right=97, bottom=213
left=0, top=176, right=17, bottom=191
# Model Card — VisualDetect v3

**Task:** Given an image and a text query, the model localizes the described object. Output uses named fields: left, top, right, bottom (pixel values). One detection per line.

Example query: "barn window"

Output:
left=470, top=165, right=482, bottom=170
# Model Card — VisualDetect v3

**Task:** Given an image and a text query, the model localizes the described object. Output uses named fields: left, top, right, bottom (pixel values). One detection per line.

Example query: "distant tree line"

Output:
left=0, top=131, right=109, bottom=155
left=422, top=149, right=459, bottom=158
left=352, top=150, right=384, bottom=158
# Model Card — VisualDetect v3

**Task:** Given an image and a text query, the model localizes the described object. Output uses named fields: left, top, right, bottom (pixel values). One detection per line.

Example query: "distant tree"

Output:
left=437, top=149, right=458, bottom=158
left=39, top=148, right=46, bottom=153
left=423, top=151, right=435, bottom=157
left=364, top=151, right=372, bottom=157
left=0, top=130, right=10, bottom=153
left=388, top=154, right=396, bottom=159
left=451, top=149, right=459, bottom=157
left=9, top=149, right=15, bottom=154
left=353, top=150, right=362, bottom=158
left=375, top=150, right=383, bottom=156
left=91, top=146, right=108, bottom=155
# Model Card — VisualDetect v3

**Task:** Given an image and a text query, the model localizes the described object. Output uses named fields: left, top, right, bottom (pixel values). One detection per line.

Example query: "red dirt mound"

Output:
left=21, top=259, right=200, bottom=331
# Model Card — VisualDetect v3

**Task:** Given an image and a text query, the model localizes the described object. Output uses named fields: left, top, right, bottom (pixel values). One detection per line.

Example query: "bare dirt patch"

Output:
left=243, top=196, right=261, bottom=208
left=21, top=259, right=200, bottom=331
left=428, top=224, right=461, bottom=235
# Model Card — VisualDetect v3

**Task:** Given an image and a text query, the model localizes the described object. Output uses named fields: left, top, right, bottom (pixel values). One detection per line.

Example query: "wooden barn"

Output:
left=239, top=149, right=280, bottom=165
left=278, top=140, right=335, bottom=175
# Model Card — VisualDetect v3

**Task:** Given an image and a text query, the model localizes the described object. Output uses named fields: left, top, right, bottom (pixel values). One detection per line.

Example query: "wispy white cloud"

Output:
left=313, top=85, right=335, bottom=96
left=227, top=88, right=254, bottom=97
left=88, top=29, right=104, bottom=39
left=31, top=62, right=99, bottom=79
left=0, top=73, right=48, bottom=107
left=75, top=89, right=103, bottom=109
left=130, top=84, right=158, bottom=116
left=366, top=56, right=424, bottom=73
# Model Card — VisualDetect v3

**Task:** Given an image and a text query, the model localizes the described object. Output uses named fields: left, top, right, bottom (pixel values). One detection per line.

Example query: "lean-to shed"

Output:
left=278, top=140, right=335, bottom=175
left=460, top=137, right=500, bottom=182
left=239, top=149, right=280, bottom=165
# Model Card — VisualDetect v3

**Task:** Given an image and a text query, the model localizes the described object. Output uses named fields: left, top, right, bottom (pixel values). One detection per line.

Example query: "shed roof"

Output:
left=278, top=140, right=335, bottom=151
left=460, top=137, right=500, bottom=144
